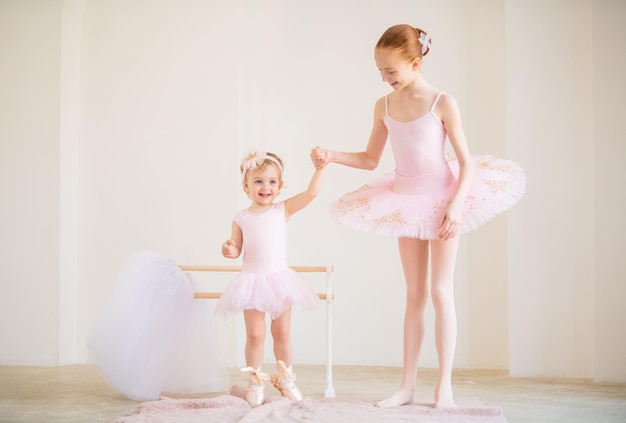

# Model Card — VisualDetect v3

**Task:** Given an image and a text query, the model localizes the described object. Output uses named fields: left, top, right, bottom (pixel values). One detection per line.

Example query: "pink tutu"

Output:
left=331, top=155, right=526, bottom=240
left=214, top=267, right=319, bottom=320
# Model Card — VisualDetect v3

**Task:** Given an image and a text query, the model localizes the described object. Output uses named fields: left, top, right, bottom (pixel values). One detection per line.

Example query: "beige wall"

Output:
left=0, top=0, right=62, bottom=365
left=507, top=0, right=596, bottom=378
left=592, top=0, right=626, bottom=382
left=74, top=0, right=241, bottom=365
left=0, top=0, right=624, bottom=382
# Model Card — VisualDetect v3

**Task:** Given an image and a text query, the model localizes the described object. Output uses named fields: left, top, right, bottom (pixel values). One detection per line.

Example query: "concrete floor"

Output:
left=0, top=365, right=624, bottom=423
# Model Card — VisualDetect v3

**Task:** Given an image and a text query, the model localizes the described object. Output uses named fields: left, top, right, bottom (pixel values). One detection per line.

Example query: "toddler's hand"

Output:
left=222, top=240, right=239, bottom=258
left=310, top=146, right=329, bottom=169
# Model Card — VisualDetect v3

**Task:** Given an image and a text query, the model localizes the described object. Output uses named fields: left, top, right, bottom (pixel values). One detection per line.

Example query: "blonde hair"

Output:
left=240, top=151, right=284, bottom=189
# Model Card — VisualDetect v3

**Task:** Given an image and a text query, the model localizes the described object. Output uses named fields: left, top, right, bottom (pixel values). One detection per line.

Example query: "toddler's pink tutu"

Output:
left=331, top=155, right=526, bottom=240
left=214, top=267, right=319, bottom=320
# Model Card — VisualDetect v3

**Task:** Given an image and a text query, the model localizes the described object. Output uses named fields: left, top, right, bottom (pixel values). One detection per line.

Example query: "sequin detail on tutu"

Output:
left=331, top=155, right=526, bottom=240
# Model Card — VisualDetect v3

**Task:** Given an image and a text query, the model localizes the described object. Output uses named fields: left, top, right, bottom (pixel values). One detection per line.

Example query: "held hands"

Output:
left=222, top=239, right=239, bottom=258
left=310, top=146, right=330, bottom=169
left=438, top=203, right=462, bottom=240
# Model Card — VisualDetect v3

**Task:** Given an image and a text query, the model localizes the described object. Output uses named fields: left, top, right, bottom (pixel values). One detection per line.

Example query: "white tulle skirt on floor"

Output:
left=86, top=251, right=229, bottom=401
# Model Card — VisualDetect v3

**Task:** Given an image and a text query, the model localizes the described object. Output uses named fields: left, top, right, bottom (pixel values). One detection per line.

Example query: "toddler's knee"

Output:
left=247, top=330, right=265, bottom=346
left=272, top=328, right=290, bottom=344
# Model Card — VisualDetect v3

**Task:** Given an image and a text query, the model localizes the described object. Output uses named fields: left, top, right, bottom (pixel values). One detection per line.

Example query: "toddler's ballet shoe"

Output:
left=271, top=375, right=303, bottom=401
left=245, top=383, right=265, bottom=408
left=241, top=366, right=268, bottom=408
left=271, top=360, right=303, bottom=402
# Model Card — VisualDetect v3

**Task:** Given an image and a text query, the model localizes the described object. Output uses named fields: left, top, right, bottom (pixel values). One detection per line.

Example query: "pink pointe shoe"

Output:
left=241, top=366, right=268, bottom=408
left=270, top=360, right=303, bottom=401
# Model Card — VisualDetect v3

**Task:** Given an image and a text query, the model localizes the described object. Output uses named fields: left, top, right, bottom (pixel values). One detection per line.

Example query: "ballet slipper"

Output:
left=241, top=366, right=268, bottom=408
left=270, top=360, right=303, bottom=401
left=375, top=388, right=416, bottom=408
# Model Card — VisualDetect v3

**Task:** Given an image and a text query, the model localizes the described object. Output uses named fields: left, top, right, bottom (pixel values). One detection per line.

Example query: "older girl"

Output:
left=312, top=24, right=525, bottom=408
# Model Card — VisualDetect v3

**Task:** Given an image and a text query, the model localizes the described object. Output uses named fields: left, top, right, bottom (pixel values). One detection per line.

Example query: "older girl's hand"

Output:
left=310, top=146, right=329, bottom=169
left=438, top=204, right=462, bottom=240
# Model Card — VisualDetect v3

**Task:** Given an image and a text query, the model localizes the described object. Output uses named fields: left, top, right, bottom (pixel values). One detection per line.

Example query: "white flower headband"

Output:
left=240, top=149, right=283, bottom=180
left=418, top=32, right=431, bottom=55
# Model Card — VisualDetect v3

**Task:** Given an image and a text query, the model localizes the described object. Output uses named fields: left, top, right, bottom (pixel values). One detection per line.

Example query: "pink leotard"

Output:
left=331, top=93, right=526, bottom=240
left=215, top=201, right=318, bottom=319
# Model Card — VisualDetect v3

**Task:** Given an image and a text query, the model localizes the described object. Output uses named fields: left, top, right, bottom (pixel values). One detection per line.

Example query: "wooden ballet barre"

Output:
left=179, top=265, right=333, bottom=273
left=179, top=265, right=335, bottom=300
left=192, top=291, right=334, bottom=300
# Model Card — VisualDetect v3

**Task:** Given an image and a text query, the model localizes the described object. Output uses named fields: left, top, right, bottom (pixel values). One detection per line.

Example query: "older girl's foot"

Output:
left=434, top=383, right=456, bottom=408
left=375, top=388, right=415, bottom=407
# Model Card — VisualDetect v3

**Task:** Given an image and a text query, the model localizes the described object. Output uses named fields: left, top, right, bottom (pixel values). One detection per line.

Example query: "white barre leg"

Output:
left=324, top=265, right=335, bottom=398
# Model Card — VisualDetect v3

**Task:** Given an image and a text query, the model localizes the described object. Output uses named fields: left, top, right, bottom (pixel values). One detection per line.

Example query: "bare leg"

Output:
left=430, top=236, right=459, bottom=408
left=269, top=307, right=303, bottom=401
left=271, top=307, right=293, bottom=365
left=243, top=309, right=266, bottom=368
left=242, top=310, right=269, bottom=407
left=377, top=238, right=430, bottom=407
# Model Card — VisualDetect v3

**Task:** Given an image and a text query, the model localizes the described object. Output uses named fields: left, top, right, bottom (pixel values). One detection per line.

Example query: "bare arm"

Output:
left=312, top=97, right=388, bottom=170
left=436, top=93, right=475, bottom=239
left=222, top=221, right=243, bottom=259
left=284, top=166, right=325, bottom=219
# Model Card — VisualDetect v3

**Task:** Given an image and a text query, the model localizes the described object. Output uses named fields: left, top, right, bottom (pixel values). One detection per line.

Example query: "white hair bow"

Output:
left=418, top=32, right=431, bottom=54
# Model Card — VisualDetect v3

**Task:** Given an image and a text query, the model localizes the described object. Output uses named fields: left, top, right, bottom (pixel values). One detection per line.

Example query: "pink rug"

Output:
left=111, top=393, right=508, bottom=423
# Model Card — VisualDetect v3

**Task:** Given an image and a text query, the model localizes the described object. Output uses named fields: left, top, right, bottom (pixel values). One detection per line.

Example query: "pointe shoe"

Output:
left=241, top=366, right=268, bottom=407
left=270, top=360, right=303, bottom=401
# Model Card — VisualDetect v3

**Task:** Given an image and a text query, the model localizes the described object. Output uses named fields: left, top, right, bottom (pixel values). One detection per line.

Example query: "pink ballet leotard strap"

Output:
left=429, top=92, right=445, bottom=116
left=384, top=92, right=445, bottom=117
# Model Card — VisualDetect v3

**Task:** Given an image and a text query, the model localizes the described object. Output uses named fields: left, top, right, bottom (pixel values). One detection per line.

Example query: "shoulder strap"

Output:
left=430, top=92, right=445, bottom=112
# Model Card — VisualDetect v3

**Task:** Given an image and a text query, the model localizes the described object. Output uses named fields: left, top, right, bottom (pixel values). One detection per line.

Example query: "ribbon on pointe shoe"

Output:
left=271, top=360, right=303, bottom=401
left=241, top=366, right=269, bottom=385
left=276, top=361, right=297, bottom=380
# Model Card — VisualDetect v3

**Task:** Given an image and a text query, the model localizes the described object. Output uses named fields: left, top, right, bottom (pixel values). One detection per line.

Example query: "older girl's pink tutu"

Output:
left=331, top=155, right=526, bottom=240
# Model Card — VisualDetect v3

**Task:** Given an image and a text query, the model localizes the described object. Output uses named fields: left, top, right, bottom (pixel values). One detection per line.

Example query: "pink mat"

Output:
left=111, top=394, right=508, bottom=423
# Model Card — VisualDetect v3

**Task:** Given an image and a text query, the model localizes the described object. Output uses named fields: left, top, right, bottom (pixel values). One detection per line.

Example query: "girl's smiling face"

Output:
left=375, top=48, right=419, bottom=90
left=244, top=164, right=282, bottom=208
